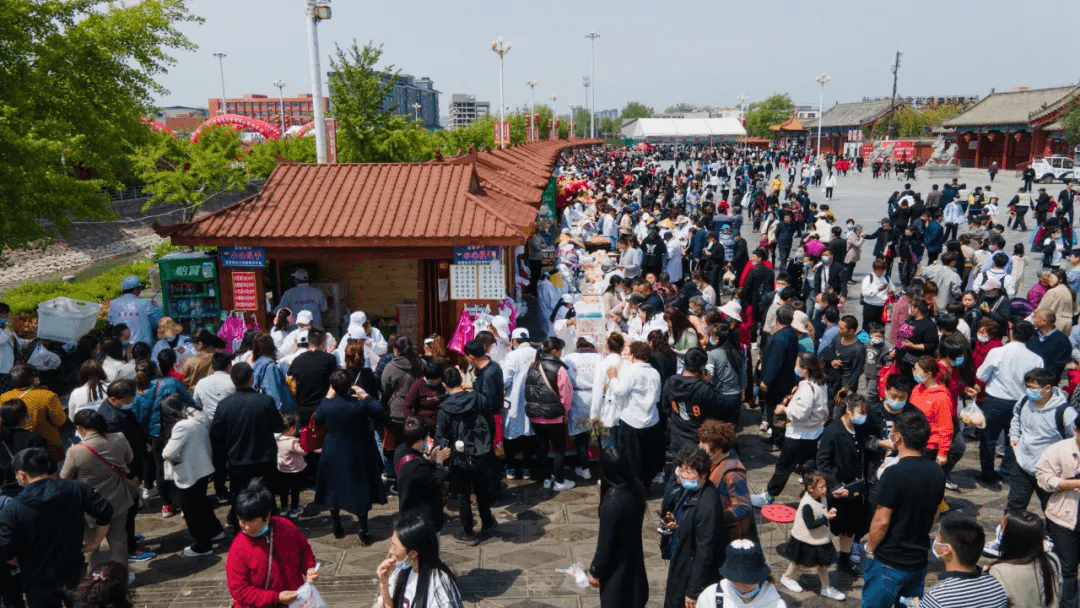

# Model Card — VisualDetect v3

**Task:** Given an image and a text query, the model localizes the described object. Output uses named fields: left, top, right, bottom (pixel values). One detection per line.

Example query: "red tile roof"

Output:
left=156, top=139, right=601, bottom=249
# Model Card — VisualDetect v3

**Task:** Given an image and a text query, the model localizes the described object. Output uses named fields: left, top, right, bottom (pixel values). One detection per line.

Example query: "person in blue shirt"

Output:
left=924, top=212, right=946, bottom=265
left=1066, top=249, right=1080, bottom=296
left=107, top=276, right=162, bottom=347
left=1027, top=309, right=1071, bottom=381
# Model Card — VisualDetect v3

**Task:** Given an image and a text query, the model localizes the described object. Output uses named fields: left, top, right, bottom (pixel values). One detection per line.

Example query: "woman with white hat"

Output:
left=334, top=311, right=387, bottom=369
left=486, top=316, right=512, bottom=365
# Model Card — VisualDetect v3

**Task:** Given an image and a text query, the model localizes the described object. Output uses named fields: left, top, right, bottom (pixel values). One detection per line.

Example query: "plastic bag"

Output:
left=28, top=343, right=61, bottom=371
left=554, top=563, right=590, bottom=589
left=288, top=583, right=328, bottom=608
left=960, top=400, right=986, bottom=429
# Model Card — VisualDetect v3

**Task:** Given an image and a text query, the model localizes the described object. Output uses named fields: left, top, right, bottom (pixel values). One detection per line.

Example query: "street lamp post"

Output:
left=491, top=38, right=512, bottom=148
left=213, top=53, right=227, bottom=114
left=271, top=79, right=287, bottom=135
left=585, top=31, right=600, bottom=138
left=815, top=73, right=830, bottom=160
left=526, top=80, right=538, bottom=116
left=582, top=77, right=590, bottom=138
left=411, top=102, right=422, bottom=123
left=550, top=94, right=557, bottom=139
left=305, top=0, right=331, bottom=164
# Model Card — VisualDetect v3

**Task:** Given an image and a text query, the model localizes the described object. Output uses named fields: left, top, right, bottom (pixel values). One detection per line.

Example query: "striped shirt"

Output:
left=920, top=570, right=1008, bottom=608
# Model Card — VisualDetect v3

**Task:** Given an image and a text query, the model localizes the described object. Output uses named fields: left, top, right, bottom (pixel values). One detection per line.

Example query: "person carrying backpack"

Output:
left=435, top=366, right=497, bottom=546
left=1005, top=368, right=1075, bottom=514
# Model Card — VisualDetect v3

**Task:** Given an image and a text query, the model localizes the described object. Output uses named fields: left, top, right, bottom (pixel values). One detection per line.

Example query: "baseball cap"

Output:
left=296, top=310, right=313, bottom=324
left=121, top=275, right=142, bottom=291
left=511, top=327, right=530, bottom=340
left=983, top=278, right=1003, bottom=291
left=291, top=269, right=309, bottom=282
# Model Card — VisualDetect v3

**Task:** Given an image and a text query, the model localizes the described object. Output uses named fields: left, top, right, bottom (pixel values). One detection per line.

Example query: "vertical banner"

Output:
left=325, top=118, right=338, bottom=164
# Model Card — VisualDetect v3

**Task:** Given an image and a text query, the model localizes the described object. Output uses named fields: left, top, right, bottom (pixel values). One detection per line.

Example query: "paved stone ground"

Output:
left=126, top=164, right=1048, bottom=607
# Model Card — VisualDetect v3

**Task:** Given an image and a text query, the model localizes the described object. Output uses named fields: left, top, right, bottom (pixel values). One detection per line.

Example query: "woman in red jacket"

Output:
left=227, top=481, right=319, bottom=608
left=909, top=356, right=954, bottom=468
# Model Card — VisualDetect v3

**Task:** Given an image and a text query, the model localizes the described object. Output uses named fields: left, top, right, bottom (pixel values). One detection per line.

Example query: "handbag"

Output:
left=298, top=417, right=325, bottom=453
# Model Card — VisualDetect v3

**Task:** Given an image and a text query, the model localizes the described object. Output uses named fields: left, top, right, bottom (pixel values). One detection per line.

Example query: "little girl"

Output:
left=776, top=471, right=846, bottom=601
left=1011, top=243, right=1027, bottom=294
left=275, top=413, right=307, bottom=518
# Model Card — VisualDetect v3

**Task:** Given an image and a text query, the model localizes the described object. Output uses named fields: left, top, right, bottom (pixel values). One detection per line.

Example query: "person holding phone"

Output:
left=394, top=418, right=452, bottom=534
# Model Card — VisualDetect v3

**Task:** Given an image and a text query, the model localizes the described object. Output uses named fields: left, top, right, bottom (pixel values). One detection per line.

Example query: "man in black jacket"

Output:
left=813, top=254, right=843, bottom=299
left=394, top=418, right=451, bottom=532
left=0, top=448, right=113, bottom=607
left=210, top=362, right=285, bottom=528
left=662, top=349, right=722, bottom=454
left=758, top=308, right=800, bottom=448
left=740, top=248, right=775, bottom=339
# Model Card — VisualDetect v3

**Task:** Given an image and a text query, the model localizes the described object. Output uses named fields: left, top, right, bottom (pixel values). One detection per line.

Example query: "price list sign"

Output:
left=232, top=272, right=258, bottom=311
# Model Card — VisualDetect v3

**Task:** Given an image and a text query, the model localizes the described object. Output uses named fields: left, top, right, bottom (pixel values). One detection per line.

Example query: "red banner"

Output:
left=326, top=119, right=338, bottom=164
left=232, top=272, right=258, bottom=311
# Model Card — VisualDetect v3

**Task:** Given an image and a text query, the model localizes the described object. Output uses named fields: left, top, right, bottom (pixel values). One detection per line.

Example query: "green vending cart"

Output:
left=157, top=252, right=221, bottom=333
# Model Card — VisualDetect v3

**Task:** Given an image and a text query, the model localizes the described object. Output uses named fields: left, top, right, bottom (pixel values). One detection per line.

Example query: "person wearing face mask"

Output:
left=0, top=364, right=66, bottom=463
left=811, top=250, right=843, bottom=303
left=1002, top=368, right=1075, bottom=515
left=659, top=445, right=719, bottom=608
left=225, top=480, right=318, bottom=608
left=1036, top=413, right=1080, bottom=607
left=377, top=516, right=463, bottom=608
left=920, top=515, right=1008, bottom=608
left=863, top=323, right=891, bottom=399
left=695, top=540, right=788, bottom=608
left=816, top=392, right=871, bottom=577
left=909, top=357, right=954, bottom=468
left=865, top=376, right=916, bottom=479
left=0, top=303, right=28, bottom=394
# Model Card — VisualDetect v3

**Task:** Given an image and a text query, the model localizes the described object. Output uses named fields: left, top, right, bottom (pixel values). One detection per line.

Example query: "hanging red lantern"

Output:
left=1014, top=132, right=1023, bottom=142
left=986, top=133, right=996, bottom=142
left=963, top=133, right=972, bottom=142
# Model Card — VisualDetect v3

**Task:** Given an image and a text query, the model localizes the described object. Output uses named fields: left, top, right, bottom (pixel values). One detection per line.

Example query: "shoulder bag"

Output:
left=80, top=440, right=139, bottom=501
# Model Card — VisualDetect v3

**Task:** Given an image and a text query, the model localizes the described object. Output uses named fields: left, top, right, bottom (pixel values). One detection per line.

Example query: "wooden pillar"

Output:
left=1001, top=132, right=1009, bottom=170
left=974, top=131, right=982, bottom=168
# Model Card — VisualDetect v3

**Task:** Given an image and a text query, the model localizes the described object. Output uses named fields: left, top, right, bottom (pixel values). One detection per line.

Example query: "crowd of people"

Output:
left=1, top=142, right=1079, bottom=608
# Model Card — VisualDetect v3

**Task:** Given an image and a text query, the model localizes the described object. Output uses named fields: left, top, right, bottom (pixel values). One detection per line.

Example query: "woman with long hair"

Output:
left=524, top=337, right=575, bottom=490
left=133, top=359, right=193, bottom=518
left=161, top=393, right=223, bottom=557
left=647, top=329, right=678, bottom=390
left=896, top=297, right=939, bottom=379
left=250, top=332, right=296, bottom=412
left=587, top=447, right=648, bottom=607
left=377, top=515, right=463, bottom=608
left=815, top=392, right=870, bottom=577
left=270, top=308, right=293, bottom=352
left=608, top=341, right=663, bottom=488
left=990, top=510, right=1061, bottom=607
left=74, top=562, right=135, bottom=608
left=423, top=335, right=452, bottom=367
left=314, top=370, right=386, bottom=543
left=755, top=353, right=830, bottom=505
left=68, top=359, right=110, bottom=419
left=705, top=324, right=747, bottom=427
left=1035, top=269, right=1079, bottom=333
left=381, top=336, right=423, bottom=465
left=664, top=306, right=698, bottom=356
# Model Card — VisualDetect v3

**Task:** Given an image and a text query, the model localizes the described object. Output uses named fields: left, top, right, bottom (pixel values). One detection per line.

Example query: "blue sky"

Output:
left=156, top=0, right=1080, bottom=114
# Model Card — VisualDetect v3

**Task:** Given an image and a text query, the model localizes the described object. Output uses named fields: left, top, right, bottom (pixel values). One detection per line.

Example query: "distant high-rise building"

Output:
left=324, top=71, right=441, bottom=129
left=208, top=94, right=327, bottom=129
left=447, top=94, right=491, bottom=131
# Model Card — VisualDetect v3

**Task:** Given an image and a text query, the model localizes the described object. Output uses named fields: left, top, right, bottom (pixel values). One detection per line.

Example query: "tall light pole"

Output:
left=213, top=53, right=227, bottom=114
left=271, top=79, right=287, bottom=134
left=491, top=37, right=512, bottom=148
left=411, top=102, right=422, bottom=122
left=526, top=80, right=538, bottom=115
left=305, top=0, right=331, bottom=164
left=550, top=94, right=557, bottom=139
left=585, top=31, right=600, bottom=138
left=737, top=93, right=748, bottom=114
left=886, top=51, right=902, bottom=140
left=582, top=76, right=590, bottom=138
left=815, top=73, right=830, bottom=160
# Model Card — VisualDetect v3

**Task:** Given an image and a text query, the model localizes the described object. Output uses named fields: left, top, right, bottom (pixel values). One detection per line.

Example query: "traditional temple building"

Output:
left=803, top=100, right=899, bottom=156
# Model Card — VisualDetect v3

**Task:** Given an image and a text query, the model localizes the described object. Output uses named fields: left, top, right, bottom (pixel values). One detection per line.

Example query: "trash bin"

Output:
left=36, top=297, right=101, bottom=344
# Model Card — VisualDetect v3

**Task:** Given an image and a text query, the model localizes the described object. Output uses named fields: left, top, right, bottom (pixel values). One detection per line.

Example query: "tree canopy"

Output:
left=868, top=103, right=964, bottom=139
left=327, top=41, right=400, bottom=163
left=0, top=0, right=199, bottom=260
left=621, top=102, right=654, bottom=120
left=1064, top=105, right=1080, bottom=145
left=744, top=94, right=796, bottom=139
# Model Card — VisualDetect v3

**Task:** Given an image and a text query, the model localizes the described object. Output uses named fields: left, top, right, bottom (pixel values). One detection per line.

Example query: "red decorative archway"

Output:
left=293, top=122, right=315, bottom=137
left=141, top=117, right=178, bottom=138
left=191, top=114, right=282, bottom=143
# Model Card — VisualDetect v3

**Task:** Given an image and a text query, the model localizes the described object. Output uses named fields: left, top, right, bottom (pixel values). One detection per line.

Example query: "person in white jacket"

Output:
left=753, top=353, right=830, bottom=506
left=562, top=336, right=603, bottom=480
left=160, top=394, right=224, bottom=557
left=607, top=340, right=662, bottom=487
left=502, top=328, right=537, bottom=479
left=590, top=333, right=626, bottom=443
left=334, top=311, right=386, bottom=369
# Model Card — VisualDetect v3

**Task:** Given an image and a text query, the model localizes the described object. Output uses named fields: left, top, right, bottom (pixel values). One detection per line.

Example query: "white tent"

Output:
left=621, top=118, right=746, bottom=143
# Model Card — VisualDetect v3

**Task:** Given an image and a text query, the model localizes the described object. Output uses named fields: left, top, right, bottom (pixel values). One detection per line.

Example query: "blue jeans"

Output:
left=979, top=395, right=1016, bottom=481
left=861, top=558, right=927, bottom=608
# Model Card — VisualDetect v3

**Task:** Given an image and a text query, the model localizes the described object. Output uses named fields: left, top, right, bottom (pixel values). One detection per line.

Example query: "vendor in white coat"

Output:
left=537, top=272, right=568, bottom=339
left=663, top=231, right=685, bottom=284
left=334, top=311, right=387, bottom=369
left=486, top=315, right=512, bottom=365
left=562, top=335, right=602, bottom=480
left=275, top=269, right=327, bottom=329
left=279, top=310, right=337, bottom=358
left=589, top=332, right=626, bottom=445
left=502, top=328, right=537, bottom=479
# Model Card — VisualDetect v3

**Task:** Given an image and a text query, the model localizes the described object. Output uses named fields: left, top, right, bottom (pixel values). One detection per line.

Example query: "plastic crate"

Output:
left=37, top=297, right=102, bottom=344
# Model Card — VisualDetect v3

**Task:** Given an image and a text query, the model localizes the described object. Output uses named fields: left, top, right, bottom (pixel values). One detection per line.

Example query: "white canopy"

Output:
left=621, top=117, right=747, bottom=142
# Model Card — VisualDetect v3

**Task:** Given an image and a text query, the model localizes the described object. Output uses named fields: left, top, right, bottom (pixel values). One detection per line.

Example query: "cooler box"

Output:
left=574, top=301, right=607, bottom=352
left=37, top=297, right=101, bottom=343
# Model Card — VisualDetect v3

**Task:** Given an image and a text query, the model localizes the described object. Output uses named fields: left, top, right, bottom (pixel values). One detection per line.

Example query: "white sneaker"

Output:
left=289, top=507, right=304, bottom=519
left=574, top=467, right=592, bottom=480
left=278, top=508, right=289, bottom=517
left=759, top=420, right=770, bottom=434
left=543, top=478, right=553, bottom=489
left=780, top=576, right=803, bottom=593
left=182, top=546, right=214, bottom=558
left=652, top=471, right=665, bottom=485
left=821, top=586, right=846, bottom=601
left=552, top=479, right=576, bottom=491
left=141, top=487, right=158, bottom=500
left=983, top=538, right=1001, bottom=558
left=750, top=492, right=773, bottom=508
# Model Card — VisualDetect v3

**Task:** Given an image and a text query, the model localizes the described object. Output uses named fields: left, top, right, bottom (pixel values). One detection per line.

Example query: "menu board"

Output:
left=449, top=265, right=478, bottom=300
left=477, top=263, right=505, bottom=300
left=232, top=272, right=258, bottom=311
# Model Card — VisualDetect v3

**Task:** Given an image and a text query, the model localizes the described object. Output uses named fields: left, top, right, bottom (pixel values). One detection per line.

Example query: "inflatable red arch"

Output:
left=141, top=117, right=178, bottom=138
left=190, top=114, right=282, bottom=143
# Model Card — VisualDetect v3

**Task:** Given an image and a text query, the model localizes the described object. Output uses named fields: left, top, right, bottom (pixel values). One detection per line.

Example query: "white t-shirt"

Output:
left=379, top=568, right=463, bottom=608
left=67, top=382, right=109, bottom=419
left=697, top=580, right=788, bottom=608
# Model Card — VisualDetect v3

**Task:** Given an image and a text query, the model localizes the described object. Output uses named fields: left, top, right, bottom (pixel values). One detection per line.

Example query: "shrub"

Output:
left=0, top=261, right=151, bottom=316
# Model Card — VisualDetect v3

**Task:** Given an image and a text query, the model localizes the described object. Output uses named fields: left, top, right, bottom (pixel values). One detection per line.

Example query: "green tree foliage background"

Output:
left=744, top=94, right=796, bottom=139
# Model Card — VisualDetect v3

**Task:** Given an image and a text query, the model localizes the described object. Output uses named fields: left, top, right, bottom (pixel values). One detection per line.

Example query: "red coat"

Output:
left=227, top=517, right=317, bottom=608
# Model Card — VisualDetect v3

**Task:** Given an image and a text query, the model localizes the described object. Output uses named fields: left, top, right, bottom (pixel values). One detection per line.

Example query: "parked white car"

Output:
left=1030, top=156, right=1075, bottom=184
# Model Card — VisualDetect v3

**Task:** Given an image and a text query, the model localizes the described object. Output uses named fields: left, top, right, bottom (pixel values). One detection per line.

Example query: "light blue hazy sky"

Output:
left=156, top=0, right=1080, bottom=114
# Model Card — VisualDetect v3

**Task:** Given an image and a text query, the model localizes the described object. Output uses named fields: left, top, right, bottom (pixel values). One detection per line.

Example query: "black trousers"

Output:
left=617, top=421, right=662, bottom=487
left=862, top=304, right=884, bottom=333
left=0, top=563, right=24, bottom=608
left=177, top=475, right=224, bottom=552
left=766, top=437, right=819, bottom=497
left=227, top=461, right=277, bottom=528
left=943, top=223, right=959, bottom=242
left=1014, top=212, right=1028, bottom=231
left=1047, top=520, right=1079, bottom=608
left=533, top=422, right=567, bottom=483
left=503, top=436, right=537, bottom=474
left=151, top=436, right=174, bottom=507
left=276, top=470, right=304, bottom=509
left=452, top=465, right=493, bottom=535
left=527, top=260, right=543, bottom=295
left=23, top=570, right=82, bottom=608
left=1005, top=468, right=1050, bottom=513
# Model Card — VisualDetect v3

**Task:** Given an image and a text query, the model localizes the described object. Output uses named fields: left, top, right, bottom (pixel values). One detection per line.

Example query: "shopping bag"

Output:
left=288, top=583, right=328, bottom=608
left=959, top=400, right=986, bottom=429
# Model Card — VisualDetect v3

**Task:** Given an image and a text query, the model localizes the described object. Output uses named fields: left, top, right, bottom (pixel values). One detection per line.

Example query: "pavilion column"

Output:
left=1002, top=132, right=1009, bottom=169
left=974, top=131, right=982, bottom=168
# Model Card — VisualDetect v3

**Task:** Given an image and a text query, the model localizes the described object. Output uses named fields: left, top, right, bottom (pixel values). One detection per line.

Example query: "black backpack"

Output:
left=1022, top=395, right=1076, bottom=440
left=448, top=406, right=492, bottom=470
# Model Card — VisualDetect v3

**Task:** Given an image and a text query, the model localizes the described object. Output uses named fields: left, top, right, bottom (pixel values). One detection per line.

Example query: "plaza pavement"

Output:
left=127, top=163, right=1052, bottom=607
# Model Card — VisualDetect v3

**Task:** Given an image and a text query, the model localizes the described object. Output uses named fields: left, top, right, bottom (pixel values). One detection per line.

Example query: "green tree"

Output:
left=371, top=116, right=436, bottom=162
left=0, top=0, right=199, bottom=260
left=1061, top=105, right=1080, bottom=144
left=132, top=126, right=248, bottom=223
left=744, top=94, right=796, bottom=138
left=327, top=40, right=399, bottom=163
left=621, top=102, right=654, bottom=120
left=664, top=103, right=696, bottom=114
left=600, top=117, right=620, bottom=138
left=572, top=109, right=592, bottom=137
left=245, top=136, right=317, bottom=179
left=868, top=103, right=965, bottom=139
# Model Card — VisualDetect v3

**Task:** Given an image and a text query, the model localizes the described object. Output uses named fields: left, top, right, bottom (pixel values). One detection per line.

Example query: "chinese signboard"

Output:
left=453, top=246, right=500, bottom=265
left=220, top=246, right=266, bottom=269
left=159, top=261, right=215, bottom=282
left=448, top=264, right=506, bottom=300
left=231, top=272, right=258, bottom=311
left=493, top=121, right=511, bottom=146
